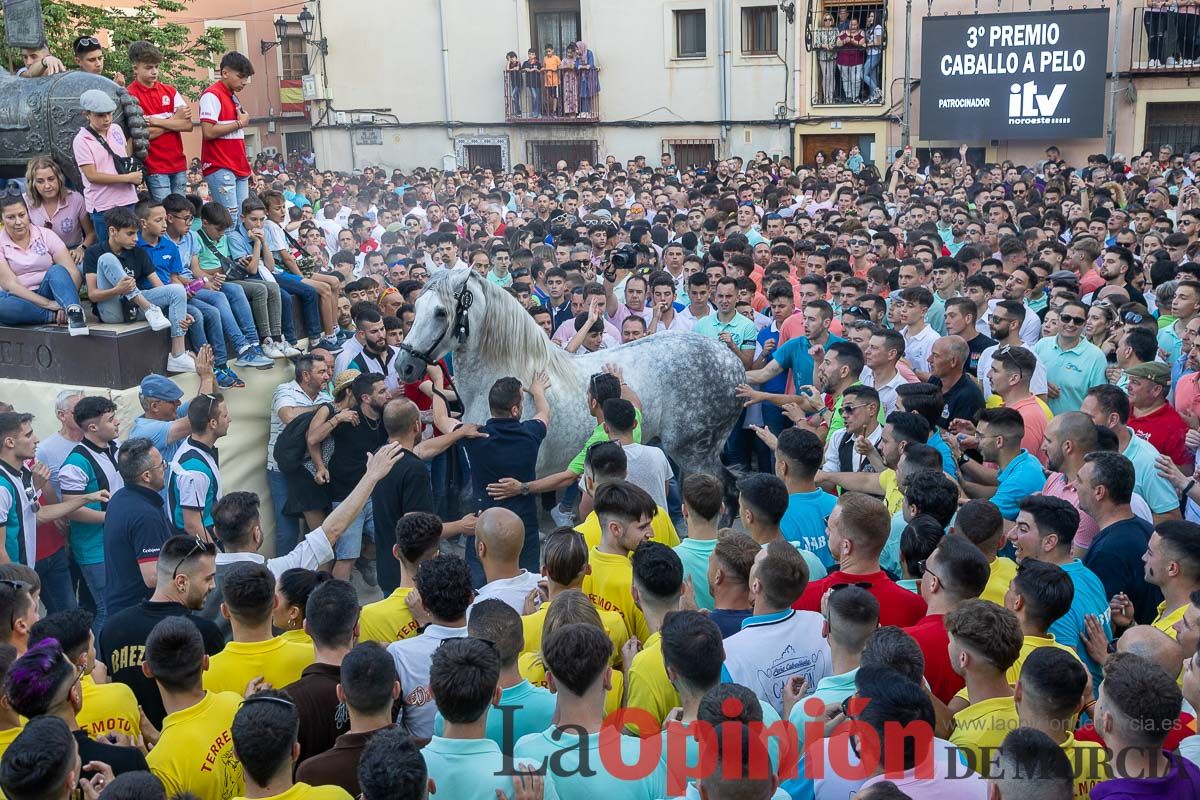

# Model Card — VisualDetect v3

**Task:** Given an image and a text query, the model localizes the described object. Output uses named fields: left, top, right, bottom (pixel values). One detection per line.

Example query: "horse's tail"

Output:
left=719, top=463, right=745, bottom=528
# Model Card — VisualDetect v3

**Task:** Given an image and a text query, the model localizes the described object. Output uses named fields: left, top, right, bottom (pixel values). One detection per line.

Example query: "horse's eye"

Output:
left=434, top=309, right=447, bottom=319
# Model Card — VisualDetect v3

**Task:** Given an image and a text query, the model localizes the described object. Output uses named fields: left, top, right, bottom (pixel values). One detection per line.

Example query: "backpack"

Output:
left=273, top=404, right=332, bottom=472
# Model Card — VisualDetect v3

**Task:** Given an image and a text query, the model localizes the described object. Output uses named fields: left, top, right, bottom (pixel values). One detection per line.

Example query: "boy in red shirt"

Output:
left=200, top=52, right=254, bottom=219
left=126, top=41, right=192, bottom=201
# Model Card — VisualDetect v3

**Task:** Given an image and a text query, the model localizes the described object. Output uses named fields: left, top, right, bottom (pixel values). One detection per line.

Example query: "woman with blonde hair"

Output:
left=24, top=155, right=94, bottom=269
left=518, top=588, right=625, bottom=717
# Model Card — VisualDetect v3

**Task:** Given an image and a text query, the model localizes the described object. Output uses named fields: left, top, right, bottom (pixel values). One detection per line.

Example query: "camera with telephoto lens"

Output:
left=604, top=242, right=639, bottom=281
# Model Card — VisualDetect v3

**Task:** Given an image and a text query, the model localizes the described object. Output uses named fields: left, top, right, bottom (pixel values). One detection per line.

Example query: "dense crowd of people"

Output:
left=3, top=34, right=1200, bottom=800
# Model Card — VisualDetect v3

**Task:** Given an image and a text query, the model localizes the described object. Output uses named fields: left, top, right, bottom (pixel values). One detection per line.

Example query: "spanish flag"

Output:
left=280, top=80, right=305, bottom=113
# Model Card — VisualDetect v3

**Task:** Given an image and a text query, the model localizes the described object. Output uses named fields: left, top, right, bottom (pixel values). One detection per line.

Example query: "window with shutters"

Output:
left=280, top=22, right=308, bottom=80
left=220, top=28, right=239, bottom=53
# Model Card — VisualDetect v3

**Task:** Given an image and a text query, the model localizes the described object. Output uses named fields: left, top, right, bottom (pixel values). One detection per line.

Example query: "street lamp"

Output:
left=260, top=7, right=328, bottom=55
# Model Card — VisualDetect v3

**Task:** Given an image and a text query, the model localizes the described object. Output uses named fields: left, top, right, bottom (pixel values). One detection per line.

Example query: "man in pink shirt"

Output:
left=1040, top=412, right=1103, bottom=555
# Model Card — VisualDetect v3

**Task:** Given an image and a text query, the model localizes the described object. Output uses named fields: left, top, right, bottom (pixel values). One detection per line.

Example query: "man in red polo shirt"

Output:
left=126, top=41, right=191, bottom=201
left=1127, top=362, right=1192, bottom=469
left=199, top=51, right=253, bottom=219
left=793, top=492, right=927, bottom=628
left=902, top=534, right=990, bottom=704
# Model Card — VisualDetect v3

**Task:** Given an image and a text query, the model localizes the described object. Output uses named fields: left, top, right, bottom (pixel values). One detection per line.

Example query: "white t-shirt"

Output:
left=977, top=343, right=1050, bottom=398
left=388, top=623, right=469, bottom=741
left=902, top=325, right=939, bottom=372
left=621, top=443, right=673, bottom=510
left=35, top=432, right=81, bottom=496
left=860, top=367, right=910, bottom=415
left=470, top=570, right=543, bottom=616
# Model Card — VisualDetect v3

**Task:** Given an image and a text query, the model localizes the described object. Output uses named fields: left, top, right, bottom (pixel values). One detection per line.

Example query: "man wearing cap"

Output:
left=129, top=349, right=217, bottom=502
left=1127, top=361, right=1193, bottom=469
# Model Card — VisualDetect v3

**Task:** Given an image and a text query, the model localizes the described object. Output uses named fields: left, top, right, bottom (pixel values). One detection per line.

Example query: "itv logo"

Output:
left=1007, top=80, right=1067, bottom=118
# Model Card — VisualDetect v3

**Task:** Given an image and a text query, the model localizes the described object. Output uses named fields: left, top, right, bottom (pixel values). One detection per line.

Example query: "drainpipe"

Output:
left=437, top=0, right=454, bottom=147
left=1105, top=0, right=1123, bottom=156
left=717, top=0, right=730, bottom=151
left=900, top=0, right=913, bottom=149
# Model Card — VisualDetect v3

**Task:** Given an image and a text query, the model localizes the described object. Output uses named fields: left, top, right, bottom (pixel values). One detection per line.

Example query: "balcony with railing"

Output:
left=503, top=66, right=600, bottom=123
left=1131, top=7, right=1200, bottom=73
left=804, top=2, right=888, bottom=107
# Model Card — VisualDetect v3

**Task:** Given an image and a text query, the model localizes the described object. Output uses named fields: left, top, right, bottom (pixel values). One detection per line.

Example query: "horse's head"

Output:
left=396, top=267, right=487, bottom=383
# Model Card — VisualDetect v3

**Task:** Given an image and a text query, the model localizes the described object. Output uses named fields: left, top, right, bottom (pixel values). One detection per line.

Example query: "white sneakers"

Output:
left=144, top=306, right=172, bottom=331
left=66, top=305, right=90, bottom=337
left=166, top=352, right=197, bottom=374
left=281, top=343, right=302, bottom=357
left=262, top=340, right=288, bottom=359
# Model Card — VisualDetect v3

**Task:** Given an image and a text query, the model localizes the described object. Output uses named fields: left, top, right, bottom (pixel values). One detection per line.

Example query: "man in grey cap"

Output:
left=129, top=345, right=217, bottom=493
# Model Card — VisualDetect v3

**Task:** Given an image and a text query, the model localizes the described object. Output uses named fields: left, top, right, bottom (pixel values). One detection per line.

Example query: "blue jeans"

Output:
left=90, top=205, right=135, bottom=248
left=217, top=282, right=260, bottom=344
left=277, top=281, right=296, bottom=343
left=0, top=265, right=81, bottom=325
left=863, top=52, right=882, bottom=95
left=35, top=547, right=77, bottom=614
left=329, top=497, right=371, bottom=560
left=93, top=253, right=187, bottom=336
left=275, top=272, right=321, bottom=339
left=185, top=299, right=227, bottom=364
left=205, top=169, right=249, bottom=220
left=146, top=171, right=188, bottom=202
left=194, top=288, right=250, bottom=354
left=267, top=468, right=300, bottom=556
left=79, top=562, right=106, bottom=638
left=526, top=85, right=540, bottom=115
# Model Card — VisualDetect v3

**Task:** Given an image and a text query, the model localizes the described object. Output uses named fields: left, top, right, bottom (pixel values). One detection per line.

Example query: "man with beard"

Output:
left=338, top=307, right=399, bottom=390
left=315, top=373, right=390, bottom=581
left=976, top=300, right=1049, bottom=401
left=98, top=535, right=223, bottom=728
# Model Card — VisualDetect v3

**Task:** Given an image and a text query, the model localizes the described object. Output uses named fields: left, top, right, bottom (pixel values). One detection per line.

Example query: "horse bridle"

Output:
left=399, top=279, right=474, bottom=366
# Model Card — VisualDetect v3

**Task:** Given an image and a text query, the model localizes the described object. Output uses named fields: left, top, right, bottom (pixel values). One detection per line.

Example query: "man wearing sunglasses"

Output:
left=72, top=36, right=104, bottom=75
left=1034, top=299, right=1109, bottom=417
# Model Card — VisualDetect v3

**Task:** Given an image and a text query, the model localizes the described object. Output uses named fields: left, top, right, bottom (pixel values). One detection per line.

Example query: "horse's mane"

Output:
left=427, top=269, right=577, bottom=383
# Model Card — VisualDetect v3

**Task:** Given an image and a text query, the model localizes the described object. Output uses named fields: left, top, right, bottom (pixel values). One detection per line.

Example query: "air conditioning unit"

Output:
left=302, top=74, right=327, bottom=100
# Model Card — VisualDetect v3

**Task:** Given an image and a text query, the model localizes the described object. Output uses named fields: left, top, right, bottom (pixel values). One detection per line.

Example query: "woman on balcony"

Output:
left=863, top=10, right=884, bottom=104
left=577, top=41, right=599, bottom=117
left=561, top=44, right=580, bottom=116
left=836, top=17, right=867, bottom=104
left=814, top=12, right=838, bottom=105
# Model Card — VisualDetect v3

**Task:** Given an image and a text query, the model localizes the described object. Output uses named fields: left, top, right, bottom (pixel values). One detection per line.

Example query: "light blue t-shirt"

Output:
left=781, top=490, right=838, bottom=569
left=993, top=450, right=1047, bottom=520
left=513, top=726, right=668, bottom=800
left=1047, top=559, right=1112, bottom=694
left=673, top=538, right=718, bottom=610
left=1123, top=429, right=1183, bottom=515
left=786, top=667, right=859, bottom=752
left=432, top=680, right=556, bottom=754
left=771, top=335, right=844, bottom=390
left=1033, top=337, right=1109, bottom=416
left=422, top=735, right=559, bottom=799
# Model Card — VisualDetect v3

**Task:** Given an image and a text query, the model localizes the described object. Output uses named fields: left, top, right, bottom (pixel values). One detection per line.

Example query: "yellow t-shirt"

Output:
left=624, top=632, right=680, bottom=733
left=576, top=509, right=680, bottom=551
left=359, top=587, right=420, bottom=644
left=203, top=636, right=314, bottom=695
left=521, top=597, right=629, bottom=666
left=1154, top=601, right=1188, bottom=640
left=1006, top=634, right=1082, bottom=685
left=948, top=695, right=1020, bottom=774
left=878, top=469, right=904, bottom=515
left=279, top=628, right=313, bottom=649
left=582, top=548, right=651, bottom=643
left=79, top=675, right=141, bottom=739
left=1060, top=732, right=1110, bottom=799
left=519, top=650, right=624, bottom=718
left=147, top=690, right=244, bottom=800
left=979, top=557, right=1018, bottom=607
left=0, top=724, right=21, bottom=767
left=234, top=782, right=353, bottom=800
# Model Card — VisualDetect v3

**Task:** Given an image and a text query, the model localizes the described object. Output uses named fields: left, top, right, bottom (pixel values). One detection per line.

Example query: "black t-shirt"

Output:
left=370, top=448, right=435, bottom=594
left=931, top=374, right=986, bottom=429
left=328, top=412, right=388, bottom=501
left=74, top=730, right=148, bottom=779
left=964, top=333, right=997, bottom=377
left=98, top=600, right=226, bottom=728
left=1084, top=516, right=1163, bottom=626
left=103, top=485, right=175, bottom=617
left=82, top=243, right=156, bottom=289
left=462, top=418, right=546, bottom=534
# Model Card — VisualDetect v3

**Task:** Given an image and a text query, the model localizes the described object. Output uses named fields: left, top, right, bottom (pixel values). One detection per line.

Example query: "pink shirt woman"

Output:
left=24, top=155, right=94, bottom=259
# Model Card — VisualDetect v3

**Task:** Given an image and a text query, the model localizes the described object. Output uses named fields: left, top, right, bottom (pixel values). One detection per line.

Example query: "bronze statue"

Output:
left=0, top=66, right=149, bottom=188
